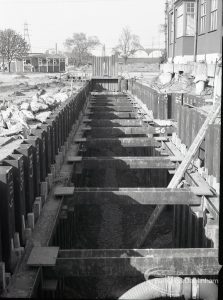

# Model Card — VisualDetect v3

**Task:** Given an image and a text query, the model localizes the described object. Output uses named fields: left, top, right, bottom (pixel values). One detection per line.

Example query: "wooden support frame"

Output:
left=136, top=103, right=221, bottom=248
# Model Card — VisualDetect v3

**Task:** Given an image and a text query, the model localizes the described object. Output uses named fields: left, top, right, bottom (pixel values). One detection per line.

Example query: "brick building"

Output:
left=0, top=53, right=66, bottom=73
left=167, top=0, right=222, bottom=64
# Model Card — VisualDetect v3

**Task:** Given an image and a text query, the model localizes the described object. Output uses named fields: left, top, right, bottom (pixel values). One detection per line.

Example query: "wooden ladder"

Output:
left=136, top=102, right=221, bottom=248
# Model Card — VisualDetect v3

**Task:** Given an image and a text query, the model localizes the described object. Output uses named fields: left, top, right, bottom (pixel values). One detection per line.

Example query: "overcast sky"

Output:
left=0, top=0, right=165, bottom=54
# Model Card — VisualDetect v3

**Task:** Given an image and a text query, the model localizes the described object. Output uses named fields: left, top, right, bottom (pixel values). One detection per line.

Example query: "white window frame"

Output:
left=200, top=0, right=207, bottom=34
left=185, top=2, right=195, bottom=36
left=210, top=0, right=218, bottom=31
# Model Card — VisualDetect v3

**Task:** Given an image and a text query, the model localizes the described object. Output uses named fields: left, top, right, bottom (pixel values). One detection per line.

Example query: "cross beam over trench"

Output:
left=82, top=118, right=144, bottom=126
left=54, top=187, right=201, bottom=205
left=78, top=126, right=175, bottom=136
left=39, top=248, right=220, bottom=277
left=74, top=137, right=160, bottom=147
left=67, top=156, right=176, bottom=169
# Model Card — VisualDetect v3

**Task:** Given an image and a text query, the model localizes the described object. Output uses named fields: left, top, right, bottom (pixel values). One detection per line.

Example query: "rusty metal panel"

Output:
left=184, top=106, right=191, bottom=147
left=207, top=124, right=215, bottom=176
left=92, top=54, right=118, bottom=77
left=152, top=91, right=159, bottom=119
left=167, top=94, right=172, bottom=119
left=183, top=94, right=206, bottom=108
left=41, top=124, right=52, bottom=174
left=187, top=107, right=193, bottom=147
left=163, top=94, right=168, bottom=119
left=198, top=112, right=206, bottom=161
left=204, top=125, right=210, bottom=172
left=3, top=155, right=26, bottom=242
left=212, top=124, right=220, bottom=181
left=181, top=105, right=186, bottom=144
left=14, top=144, right=34, bottom=214
left=173, top=93, right=183, bottom=122
left=23, top=136, right=41, bottom=197
left=31, top=128, right=47, bottom=181
left=157, top=94, right=162, bottom=119
left=191, top=109, right=199, bottom=143
left=177, top=104, right=182, bottom=139
left=0, top=166, right=15, bottom=271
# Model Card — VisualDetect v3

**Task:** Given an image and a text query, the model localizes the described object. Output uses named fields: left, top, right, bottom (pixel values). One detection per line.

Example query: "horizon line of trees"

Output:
left=0, top=26, right=166, bottom=72
left=64, top=27, right=166, bottom=67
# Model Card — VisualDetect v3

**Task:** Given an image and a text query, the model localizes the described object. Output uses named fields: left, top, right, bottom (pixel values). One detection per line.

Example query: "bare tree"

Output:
left=113, top=27, right=141, bottom=64
left=0, top=31, right=7, bottom=70
left=0, top=29, right=29, bottom=72
left=65, top=33, right=100, bottom=66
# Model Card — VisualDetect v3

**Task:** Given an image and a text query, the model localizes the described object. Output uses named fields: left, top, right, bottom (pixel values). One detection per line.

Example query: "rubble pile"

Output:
left=147, top=72, right=196, bottom=94
left=0, top=88, right=73, bottom=137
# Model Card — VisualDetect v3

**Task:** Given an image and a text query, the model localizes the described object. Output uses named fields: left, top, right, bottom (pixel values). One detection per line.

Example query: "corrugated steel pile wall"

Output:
left=128, top=79, right=171, bottom=120
left=91, top=78, right=119, bottom=92
left=128, top=79, right=221, bottom=184
left=0, top=82, right=91, bottom=273
left=92, top=54, right=118, bottom=77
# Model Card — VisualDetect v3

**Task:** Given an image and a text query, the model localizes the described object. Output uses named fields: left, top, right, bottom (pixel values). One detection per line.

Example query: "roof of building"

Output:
left=27, top=53, right=66, bottom=59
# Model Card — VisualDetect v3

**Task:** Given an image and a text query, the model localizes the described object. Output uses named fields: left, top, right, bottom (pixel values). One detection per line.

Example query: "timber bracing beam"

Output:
left=67, top=156, right=176, bottom=169
left=77, top=126, right=175, bottom=136
left=46, top=248, right=219, bottom=277
left=84, top=111, right=138, bottom=119
left=87, top=106, right=136, bottom=111
left=54, top=187, right=201, bottom=205
left=86, top=106, right=135, bottom=112
left=82, top=118, right=143, bottom=126
left=73, top=137, right=160, bottom=147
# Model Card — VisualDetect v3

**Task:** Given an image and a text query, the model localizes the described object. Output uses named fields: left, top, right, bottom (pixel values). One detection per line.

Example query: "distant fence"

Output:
left=92, top=54, right=118, bottom=77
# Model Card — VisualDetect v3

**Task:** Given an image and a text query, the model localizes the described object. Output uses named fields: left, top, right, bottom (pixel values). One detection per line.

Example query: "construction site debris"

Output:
left=0, top=91, right=68, bottom=136
left=12, top=91, right=25, bottom=96
left=0, top=74, right=83, bottom=137
left=35, top=111, right=52, bottom=123
left=158, top=72, right=172, bottom=85
left=142, top=71, right=214, bottom=97
left=195, top=80, right=205, bottom=95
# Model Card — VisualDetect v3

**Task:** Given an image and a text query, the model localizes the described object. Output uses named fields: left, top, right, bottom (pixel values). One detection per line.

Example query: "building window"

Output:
left=210, top=0, right=218, bottom=31
left=170, top=12, right=174, bottom=43
left=186, top=2, right=195, bottom=35
left=200, top=0, right=207, bottom=33
left=176, top=4, right=184, bottom=38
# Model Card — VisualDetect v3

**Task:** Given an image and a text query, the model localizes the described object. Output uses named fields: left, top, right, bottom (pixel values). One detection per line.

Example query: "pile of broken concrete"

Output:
left=0, top=88, right=71, bottom=137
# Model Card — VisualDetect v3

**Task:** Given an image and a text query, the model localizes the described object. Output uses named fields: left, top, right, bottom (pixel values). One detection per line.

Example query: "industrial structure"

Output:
left=0, top=52, right=221, bottom=298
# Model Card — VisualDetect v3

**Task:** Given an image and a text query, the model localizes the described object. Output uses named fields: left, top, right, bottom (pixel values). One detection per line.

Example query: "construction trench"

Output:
left=0, top=78, right=220, bottom=299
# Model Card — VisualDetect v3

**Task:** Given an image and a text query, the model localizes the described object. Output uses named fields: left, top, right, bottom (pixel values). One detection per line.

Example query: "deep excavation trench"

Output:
left=51, top=93, right=175, bottom=299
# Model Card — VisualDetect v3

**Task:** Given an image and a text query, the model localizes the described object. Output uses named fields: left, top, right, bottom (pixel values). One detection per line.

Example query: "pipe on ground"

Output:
left=119, top=277, right=218, bottom=300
